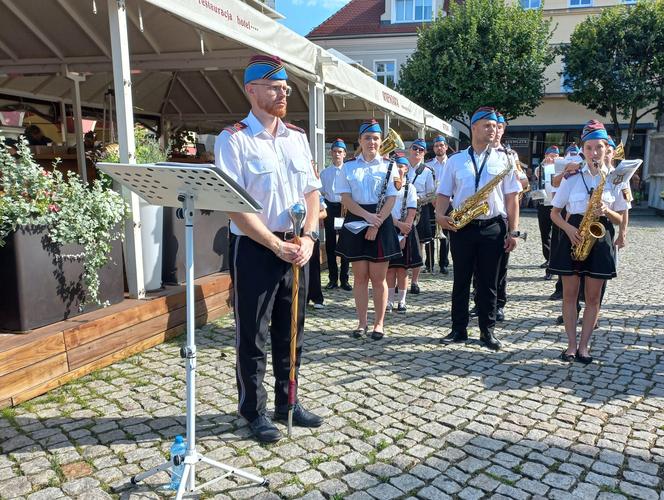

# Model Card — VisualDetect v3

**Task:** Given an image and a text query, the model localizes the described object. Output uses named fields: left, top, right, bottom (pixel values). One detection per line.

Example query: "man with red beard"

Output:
left=214, top=55, right=323, bottom=443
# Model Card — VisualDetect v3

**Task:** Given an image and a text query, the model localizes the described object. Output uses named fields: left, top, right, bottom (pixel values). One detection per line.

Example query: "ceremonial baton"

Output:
left=287, top=202, right=306, bottom=438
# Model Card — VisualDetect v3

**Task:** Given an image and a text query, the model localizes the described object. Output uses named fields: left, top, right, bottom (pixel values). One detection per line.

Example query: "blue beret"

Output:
left=331, top=138, right=346, bottom=150
left=496, top=112, right=506, bottom=124
left=433, top=135, right=447, bottom=144
left=412, top=138, right=427, bottom=149
left=394, top=154, right=409, bottom=166
left=359, top=119, right=381, bottom=136
left=607, top=136, right=616, bottom=148
left=581, top=120, right=609, bottom=143
left=545, top=145, right=560, bottom=155
left=471, top=107, right=498, bottom=125
left=244, top=55, right=288, bottom=85
left=565, top=144, right=580, bottom=156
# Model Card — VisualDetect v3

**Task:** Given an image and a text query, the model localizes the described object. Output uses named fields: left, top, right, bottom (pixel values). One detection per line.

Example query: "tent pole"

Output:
left=384, top=113, right=390, bottom=134
left=308, top=81, right=325, bottom=173
left=59, top=100, right=67, bottom=144
left=108, top=0, right=145, bottom=300
left=66, top=71, right=88, bottom=184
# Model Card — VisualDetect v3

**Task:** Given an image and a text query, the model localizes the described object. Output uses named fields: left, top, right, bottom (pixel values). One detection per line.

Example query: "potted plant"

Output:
left=0, top=138, right=128, bottom=332
left=99, top=126, right=168, bottom=291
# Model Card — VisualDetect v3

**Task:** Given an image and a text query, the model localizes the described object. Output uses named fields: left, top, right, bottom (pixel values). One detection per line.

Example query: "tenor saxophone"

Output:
left=571, top=161, right=607, bottom=261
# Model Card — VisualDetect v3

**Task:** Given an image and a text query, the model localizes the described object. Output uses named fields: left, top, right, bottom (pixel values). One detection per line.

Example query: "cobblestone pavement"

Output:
left=1, top=214, right=663, bottom=500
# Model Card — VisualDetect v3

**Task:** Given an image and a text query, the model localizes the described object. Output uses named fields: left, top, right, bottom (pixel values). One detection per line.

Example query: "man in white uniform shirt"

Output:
left=426, top=135, right=451, bottom=274
left=536, top=145, right=560, bottom=278
left=436, top=107, right=522, bottom=351
left=319, top=139, right=351, bottom=291
left=215, top=55, right=323, bottom=443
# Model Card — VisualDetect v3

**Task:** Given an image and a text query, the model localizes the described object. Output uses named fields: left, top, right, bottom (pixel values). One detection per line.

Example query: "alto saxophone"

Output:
left=449, top=150, right=513, bottom=229
left=571, top=161, right=607, bottom=261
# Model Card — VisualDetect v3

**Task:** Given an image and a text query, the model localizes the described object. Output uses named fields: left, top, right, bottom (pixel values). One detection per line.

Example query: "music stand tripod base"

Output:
left=96, top=162, right=267, bottom=498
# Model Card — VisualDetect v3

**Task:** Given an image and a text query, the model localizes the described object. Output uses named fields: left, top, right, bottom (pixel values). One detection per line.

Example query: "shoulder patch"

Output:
left=285, top=123, right=306, bottom=134
left=223, top=122, right=248, bottom=135
left=622, top=187, right=633, bottom=202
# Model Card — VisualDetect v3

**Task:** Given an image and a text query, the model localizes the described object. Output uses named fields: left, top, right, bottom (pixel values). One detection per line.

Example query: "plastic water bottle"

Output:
left=169, top=435, right=186, bottom=490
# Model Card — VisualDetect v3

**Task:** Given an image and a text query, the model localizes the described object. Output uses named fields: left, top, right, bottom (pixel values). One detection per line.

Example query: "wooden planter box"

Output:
left=0, top=225, right=125, bottom=332
left=162, top=208, right=230, bottom=285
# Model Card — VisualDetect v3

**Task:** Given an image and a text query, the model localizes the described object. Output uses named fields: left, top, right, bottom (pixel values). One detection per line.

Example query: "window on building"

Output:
left=374, top=60, right=397, bottom=88
left=520, top=0, right=541, bottom=8
left=569, top=0, right=592, bottom=7
left=560, top=63, right=573, bottom=93
left=395, top=0, right=433, bottom=22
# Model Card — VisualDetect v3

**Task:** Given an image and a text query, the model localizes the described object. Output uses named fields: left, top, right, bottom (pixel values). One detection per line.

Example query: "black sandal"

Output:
left=575, top=350, right=593, bottom=364
left=352, top=327, right=367, bottom=338
left=560, top=350, right=575, bottom=362
left=370, top=330, right=384, bottom=340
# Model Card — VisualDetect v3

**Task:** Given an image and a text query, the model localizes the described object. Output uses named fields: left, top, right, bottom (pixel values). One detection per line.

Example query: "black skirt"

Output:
left=336, top=203, right=401, bottom=263
left=389, top=228, right=423, bottom=269
left=416, top=202, right=433, bottom=243
left=547, top=214, right=616, bottom=280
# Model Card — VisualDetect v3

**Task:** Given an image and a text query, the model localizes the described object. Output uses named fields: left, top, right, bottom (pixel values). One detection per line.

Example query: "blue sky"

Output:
left=277, top=0, right=352, bottom=36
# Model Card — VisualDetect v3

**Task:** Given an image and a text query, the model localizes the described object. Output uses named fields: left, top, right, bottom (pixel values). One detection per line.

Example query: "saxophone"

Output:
left=571, top=161, right=607, bottom=261
left=449, top=150, right=513, bottom=229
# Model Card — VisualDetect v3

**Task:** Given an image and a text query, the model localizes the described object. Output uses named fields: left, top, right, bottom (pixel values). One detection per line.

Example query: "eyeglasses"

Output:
left=249, top=83, right=292, bottom=96
left=411, top=146, right=426, bottom=152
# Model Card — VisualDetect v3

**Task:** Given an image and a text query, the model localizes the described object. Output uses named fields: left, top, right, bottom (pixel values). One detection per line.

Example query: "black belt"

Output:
left=272, top=230, right=302, bottom=240
left=467, top=216, right=503, bottom=228
left=325, top=200, right=342, bottom=206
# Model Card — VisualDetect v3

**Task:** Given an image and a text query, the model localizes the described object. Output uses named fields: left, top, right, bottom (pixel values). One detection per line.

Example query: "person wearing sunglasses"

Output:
left=406, top=138, right=435, bottom=294
left=214, top=54, right=324, bottom=443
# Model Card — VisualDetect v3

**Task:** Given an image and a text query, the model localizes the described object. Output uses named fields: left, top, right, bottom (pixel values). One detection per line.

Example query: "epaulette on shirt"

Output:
left=285, top=123, right=305, bottom=134
left=223, top=122, right=248, bottom=135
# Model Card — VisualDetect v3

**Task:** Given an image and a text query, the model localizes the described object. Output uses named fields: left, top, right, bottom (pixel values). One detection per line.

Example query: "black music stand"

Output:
left=97, top=162, right=267, bottom=498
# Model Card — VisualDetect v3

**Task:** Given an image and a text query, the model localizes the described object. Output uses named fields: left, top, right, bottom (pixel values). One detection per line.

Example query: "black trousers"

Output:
left=308, top=240, right=323, bottom=304
left=323, top=201, right=349, bottom=284
left=450, top=218, right=506, bottom=333
left=497, top=250, right=509, bottom=309
left=537, top=204, right=553, bottom=262
left=439, top=235, right=450, bottom=269
left=229, top=235, right=308, bottom=421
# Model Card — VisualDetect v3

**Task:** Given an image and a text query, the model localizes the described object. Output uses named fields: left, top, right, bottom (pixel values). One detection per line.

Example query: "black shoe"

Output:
left=480, top=330, right=502, bottom=351
left=370, top=330, right=384, bottom=340
left=544, top=273, right=553, bottom=281
left=440, top=330, right=468, bottom=344
left=396, top=303, right=406, bottom=314
left=469, top=306, right=478, bottom=317
left=549, top=290, right=563, bottom=300
left=248, top=414, right=282, bottom=443
left=410, top=283, right=420, bottom=294
left=274, top=403, right=323, bottom=428
left=352, top=327, right=367, bottom=338
left=340, top=282, right=353, bottom=291
left=575, top=351, right=593, bottom=365
left=440, top=267, right=449, bottom=275
left=496, top=308, right=505, bottom=322
left=325, top=282, right=338, bottom=290
left=560, top=350, right=575, bottom=362
left=539, top=262, right=548, bottom=269
left=556, top=315, right=564, bottom=325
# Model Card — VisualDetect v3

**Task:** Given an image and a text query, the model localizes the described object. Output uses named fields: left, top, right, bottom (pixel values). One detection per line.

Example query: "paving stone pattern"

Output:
left=1, top=215, right=663, bottom=499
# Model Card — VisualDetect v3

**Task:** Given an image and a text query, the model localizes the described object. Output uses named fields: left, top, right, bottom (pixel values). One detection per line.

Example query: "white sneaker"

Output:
left=386, top=302, right=393, bottom=313
left=313, top=303, right=324, bottom=309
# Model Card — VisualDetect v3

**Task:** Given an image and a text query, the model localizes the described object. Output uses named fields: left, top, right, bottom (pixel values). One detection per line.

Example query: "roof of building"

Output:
left=307, top=0, right=428, bottom=38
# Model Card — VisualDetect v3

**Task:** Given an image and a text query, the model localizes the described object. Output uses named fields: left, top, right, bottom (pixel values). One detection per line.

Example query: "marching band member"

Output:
left=320, top=140, right=352, bottom=291
left=307, top=195, right=327, bottom=309
left=335, top=120, right=401, bottom=340
left=548, top=120, right=623, bottom=364
left=426, top=135, right=451, bottom=274
left=215, top=55, right=323, bottom=442
left=536, top=145, right=560, bottom=278
left=407, top=138, right=435, bottom=293
left=387, top=154, right=422, bottom=314
left=436, top=107, right=522, bottom=351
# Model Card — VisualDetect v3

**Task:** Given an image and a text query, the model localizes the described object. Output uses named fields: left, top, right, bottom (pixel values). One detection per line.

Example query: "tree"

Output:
left=398, top=0, right=555, bottom=137
left=561, top=0, right=664, bottom=157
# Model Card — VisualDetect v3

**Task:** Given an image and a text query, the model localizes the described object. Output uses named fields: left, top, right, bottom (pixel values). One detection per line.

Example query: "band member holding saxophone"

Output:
left=406, top=138, right=435, bottom=294
left=387, top=154, right=422, bottom=314
left=426, top=135, right=451, bottom=274
left=436, top=107, right=522, bottom=351
left=548, top=120, right=624, bottom=364
left=335, top=120, right=401, bottom=340
left=215, top=55, right=323, bottom=442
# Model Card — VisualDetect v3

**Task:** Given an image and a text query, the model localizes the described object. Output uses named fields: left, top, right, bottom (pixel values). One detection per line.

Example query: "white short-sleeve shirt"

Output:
left=552, top=164, right=615, bottom=215
left=437, top=146, right=523, bottom=219
left=426, top=157, right=447, bottom=187
left=391, top=180, right=418, bottom=221
left=335, top=154, right=399, bottom=205
left=320, top=164, right=343, bottom=203
left=214, top=111, right=321, bottom=235
left=606, top=165, right=632, bottom=212
left=407, top=163, right=435, bottom=197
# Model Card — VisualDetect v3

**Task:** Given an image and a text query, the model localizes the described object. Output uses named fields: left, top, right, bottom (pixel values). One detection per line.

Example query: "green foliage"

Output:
left=560, top=0, right=664, bottom=156
left=398, top=0, right=555, bottom=133
left=0, top=138, right=129, bottom=305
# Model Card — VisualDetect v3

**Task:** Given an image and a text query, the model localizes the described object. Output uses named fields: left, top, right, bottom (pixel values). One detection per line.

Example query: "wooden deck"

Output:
left=0, top=272, right=232, bottom=408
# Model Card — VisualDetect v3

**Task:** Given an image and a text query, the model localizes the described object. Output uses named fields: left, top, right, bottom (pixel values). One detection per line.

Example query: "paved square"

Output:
left=1, top=214, right=663, bottom=499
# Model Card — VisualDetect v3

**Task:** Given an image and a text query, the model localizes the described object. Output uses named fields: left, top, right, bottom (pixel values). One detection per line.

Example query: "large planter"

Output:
left=139, top=200, right=163, bottom=291
left=0, top=225, right=125, bottom=332
left=162, top=209, right=230, bottom=285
